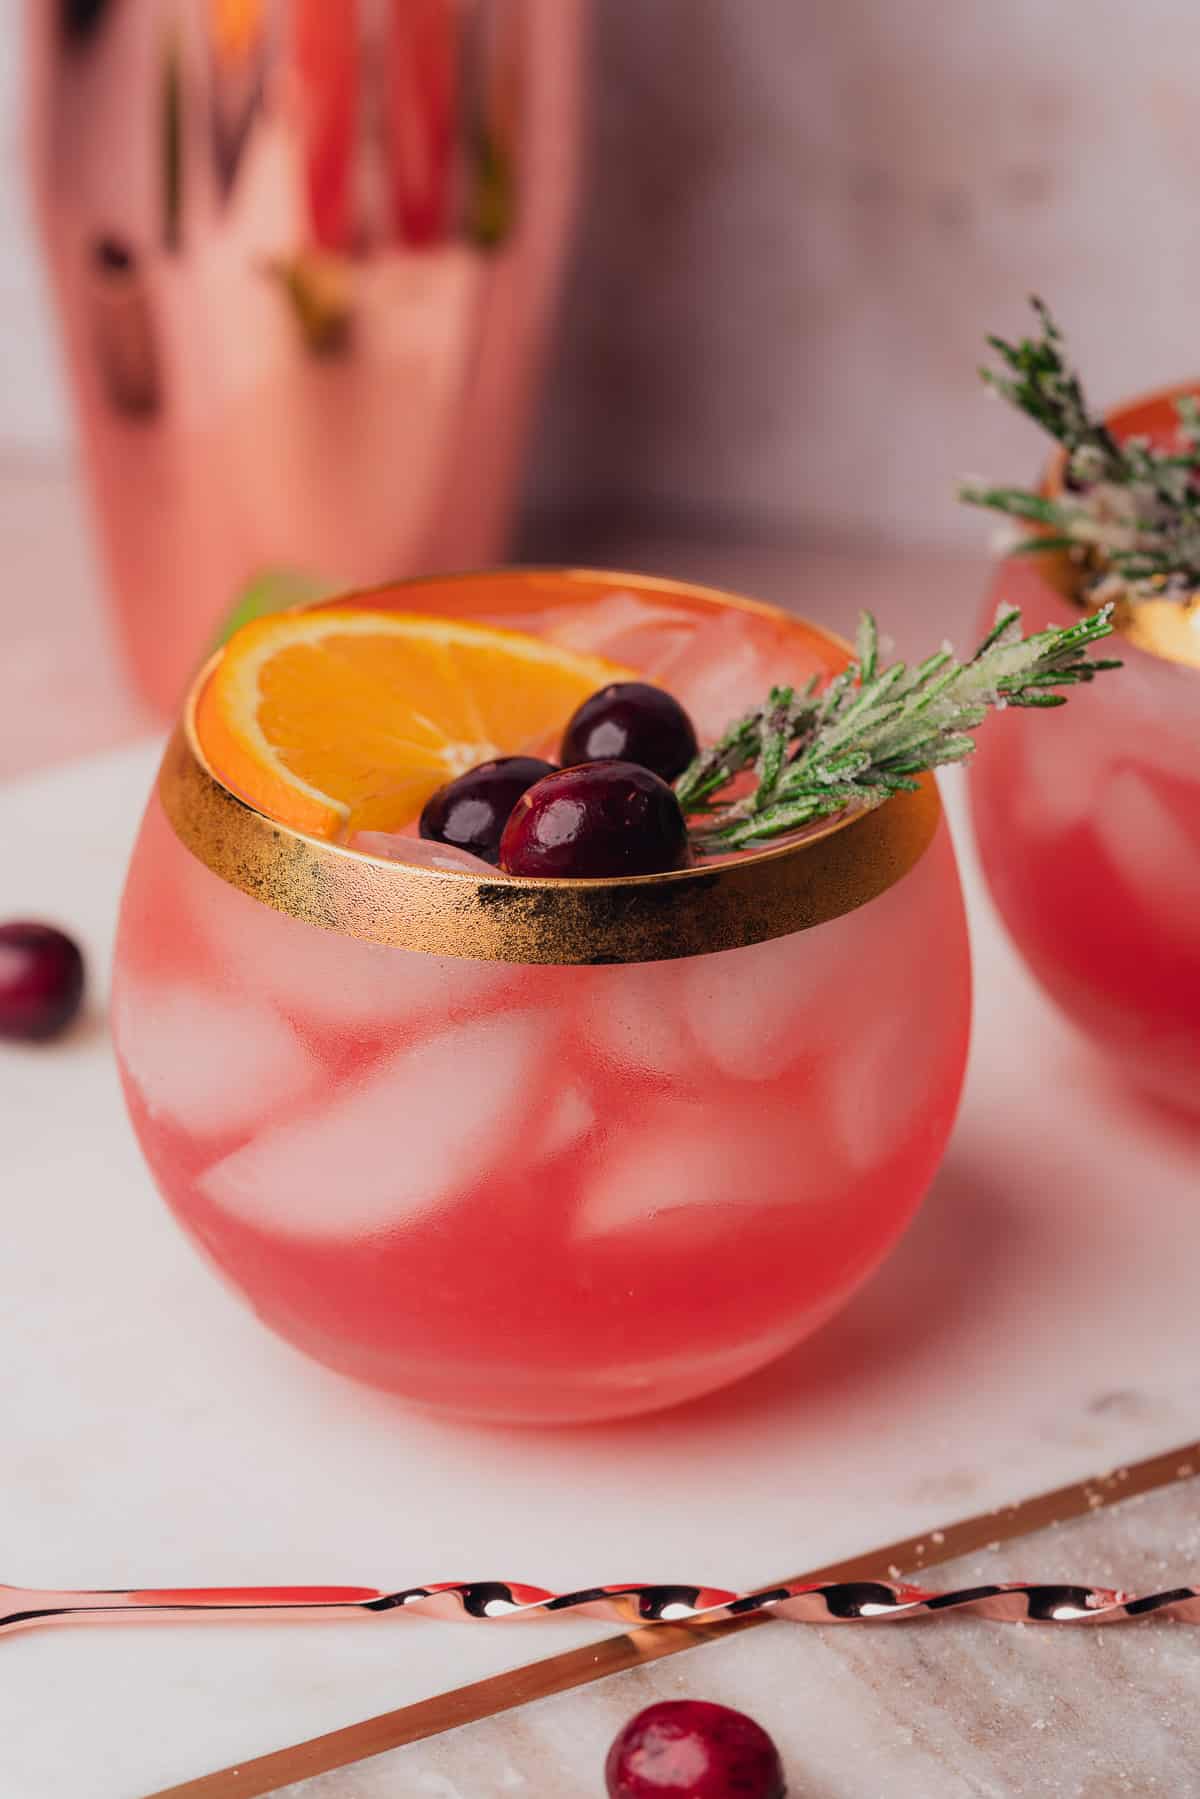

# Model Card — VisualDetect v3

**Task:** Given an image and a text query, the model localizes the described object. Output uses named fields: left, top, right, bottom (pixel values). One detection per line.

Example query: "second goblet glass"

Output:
left=969, top=385, right=1200, bottom=1117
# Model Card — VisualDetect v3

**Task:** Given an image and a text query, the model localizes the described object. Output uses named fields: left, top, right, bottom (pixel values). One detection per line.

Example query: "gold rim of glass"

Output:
left=157, top=569, right=942, bottom=966
left=1047, top=379, right=1200, bottom=670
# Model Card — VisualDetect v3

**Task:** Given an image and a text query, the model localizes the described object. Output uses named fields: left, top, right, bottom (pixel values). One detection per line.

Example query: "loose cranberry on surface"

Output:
left=498, top=761, right=689, bottom=879
left=561, top=682, right=699, bottom=783
left=419, top=756, right=557, bottom=865
left=0, top=922, right=86, bottom=1042
left=606, top=1700, right=785, bottom=1798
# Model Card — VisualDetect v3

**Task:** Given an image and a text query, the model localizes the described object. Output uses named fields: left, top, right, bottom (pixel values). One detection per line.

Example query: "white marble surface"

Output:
left=271, top=1479, right=1200, bottom=1798
left=4, top=725, right=1200, bottom=1798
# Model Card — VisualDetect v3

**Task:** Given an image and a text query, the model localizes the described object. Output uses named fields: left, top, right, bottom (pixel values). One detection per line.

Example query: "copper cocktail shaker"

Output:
left=26, top=0, right=586, bottom=713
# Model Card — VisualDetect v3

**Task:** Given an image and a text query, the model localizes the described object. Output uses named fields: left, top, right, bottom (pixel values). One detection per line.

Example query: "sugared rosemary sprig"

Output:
left=959, top=297, right=1200, bottom=601
left=677, top=606, right=1120, bottom=851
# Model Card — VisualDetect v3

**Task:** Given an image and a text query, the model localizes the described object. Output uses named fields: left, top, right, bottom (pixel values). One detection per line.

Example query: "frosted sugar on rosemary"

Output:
left=959, top=297, right=1200, bottom=607
left=676, top=605, right=1120, bottom=852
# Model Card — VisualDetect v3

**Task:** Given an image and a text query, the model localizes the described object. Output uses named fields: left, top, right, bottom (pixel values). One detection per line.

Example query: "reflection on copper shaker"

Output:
left=86, top=236, right=162, bottom=417
left=161, top=22, right=184, bottom=249
left=385, top=0, right=461, bottom=248
left=26, top=0, right=588, bottom=717
left=294, top=0, right=359, bottom=254
left=462, top=0, right=522, bottom=248
left=59, top=0, right=115, bottom=45
left=205, top=0, right=272, bottom=206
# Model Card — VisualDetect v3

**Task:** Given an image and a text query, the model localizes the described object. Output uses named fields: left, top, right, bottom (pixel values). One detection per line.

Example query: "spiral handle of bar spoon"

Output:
left=4, top=1578, right=1200, bottom=1635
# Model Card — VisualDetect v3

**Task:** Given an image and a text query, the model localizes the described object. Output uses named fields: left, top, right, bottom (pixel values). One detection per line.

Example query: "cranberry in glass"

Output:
left=0, top=922, right=85, bottom=1042
left=419, top=756, right=556, bottom=865
left=498, top=761, right=689, bottom=878
left=606, top=1701, right=785, bottom=1798
left=561, top=682, right=699, bottom=783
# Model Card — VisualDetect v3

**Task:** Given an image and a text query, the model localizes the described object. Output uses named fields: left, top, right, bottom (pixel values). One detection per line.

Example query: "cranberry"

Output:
left=419, top=756, right=557, bottom=865
left=0, top=922, right=85, bottom=1042
left=498, top=762, right=689, bottom=878
left=561, top=682, right=698, bottom=783
left=606, top=1701, right=785, bottom=1798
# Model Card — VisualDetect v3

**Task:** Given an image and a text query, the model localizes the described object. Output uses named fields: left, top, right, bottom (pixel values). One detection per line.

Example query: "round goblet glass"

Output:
left=969, top=386, right=1200, bottom=1118
left=112, top=572, right=971, bottom=1423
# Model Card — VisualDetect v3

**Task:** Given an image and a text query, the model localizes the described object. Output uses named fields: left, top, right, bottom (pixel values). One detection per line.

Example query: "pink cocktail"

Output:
left=113, top=573, right=971, bottom=1423
left=970, top=387, right=1200, bottom=1117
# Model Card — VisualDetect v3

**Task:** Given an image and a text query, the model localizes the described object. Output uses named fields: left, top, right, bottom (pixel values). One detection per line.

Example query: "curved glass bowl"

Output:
left=112, top=571, right=972, bottom=1423
left=969, top=386, right=1200, bottom=1118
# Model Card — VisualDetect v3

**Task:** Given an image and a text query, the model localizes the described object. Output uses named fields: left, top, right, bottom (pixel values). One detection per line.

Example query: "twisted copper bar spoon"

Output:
left=4, top=1576, right=1200, bottom=1635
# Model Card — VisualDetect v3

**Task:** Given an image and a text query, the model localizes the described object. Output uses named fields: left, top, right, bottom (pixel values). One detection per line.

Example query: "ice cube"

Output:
left=543, top=591, right=697, bottom=672
left=471, top=608, right=559, bottom=638
left=204, top=872, right=513, bottom=1033
left=574, top=1100, right=821, bottom=1242
left=1014, top=723, right=1109, bottom=837
left=652, top=612, right=781, bottom=740
left=114, top=980, right=317, bottom=1138
left=537, top=1080, right=596, bottom=1159
left=682, top=931, right=831, bottom=1080
left=826, top=1013, right=909, bottom=1175
left=1091, top=767, right=1200, bottom=944
left=351, top=831, right=495, bottom=875
left=584, top=963, right=695, bottom=1083
left=199, top=1008, right=556, bottom=1237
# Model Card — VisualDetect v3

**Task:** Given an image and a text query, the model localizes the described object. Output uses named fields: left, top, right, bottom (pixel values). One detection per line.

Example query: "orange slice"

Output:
left=194, top=607, right=635, bottom=839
